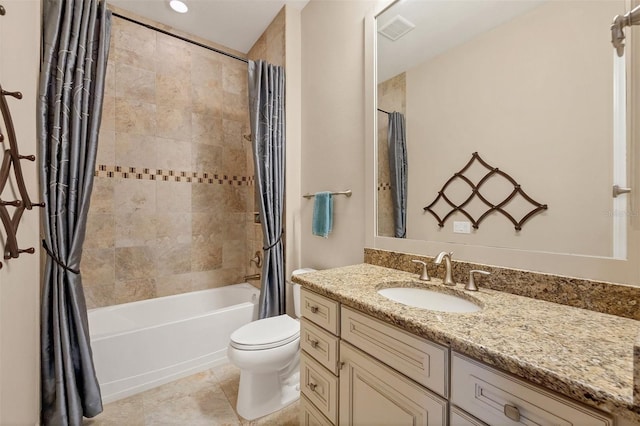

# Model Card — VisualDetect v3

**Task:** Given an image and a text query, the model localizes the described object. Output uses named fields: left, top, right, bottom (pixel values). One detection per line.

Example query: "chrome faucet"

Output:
left=434, top=251, right=455, bottom=286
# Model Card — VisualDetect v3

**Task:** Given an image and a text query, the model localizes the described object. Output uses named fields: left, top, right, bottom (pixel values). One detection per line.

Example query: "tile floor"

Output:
left=83, top=364, right=300, bottom=425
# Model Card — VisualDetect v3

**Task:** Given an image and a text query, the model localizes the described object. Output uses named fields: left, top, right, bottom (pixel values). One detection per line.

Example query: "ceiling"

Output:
left=108, top=0, right=310, bottom=54
left=377, top=0, right=546, bottom=82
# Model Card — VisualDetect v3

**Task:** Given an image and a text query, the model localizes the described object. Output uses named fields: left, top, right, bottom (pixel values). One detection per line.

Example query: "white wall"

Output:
left=0, top=0, right=41, bottom=424
left=300, top=0, right=378, bottom=269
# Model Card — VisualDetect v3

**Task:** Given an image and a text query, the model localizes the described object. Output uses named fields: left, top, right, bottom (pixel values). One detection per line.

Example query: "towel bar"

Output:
left=303, top=190, right=352, bottom=199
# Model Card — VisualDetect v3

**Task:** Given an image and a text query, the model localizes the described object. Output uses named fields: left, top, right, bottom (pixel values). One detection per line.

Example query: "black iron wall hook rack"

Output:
left=424, top=152, right=548, bottom=231
left=0, top=82, right=44, bottom=270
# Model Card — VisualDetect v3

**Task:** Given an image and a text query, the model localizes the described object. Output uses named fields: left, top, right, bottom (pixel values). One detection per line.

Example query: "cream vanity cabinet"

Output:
left=300, top=288, right=447, bottom=425
left=300, top=288, right=616, bottom=426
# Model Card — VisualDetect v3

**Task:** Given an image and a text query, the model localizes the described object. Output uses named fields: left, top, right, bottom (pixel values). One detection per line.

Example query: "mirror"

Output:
left=375, top=0, right=630, bottom=259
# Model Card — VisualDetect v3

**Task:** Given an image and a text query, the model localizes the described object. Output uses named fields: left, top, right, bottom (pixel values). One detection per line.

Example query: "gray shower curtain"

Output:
left=388, top=112, right=408, bottom=238
left=38, top=0, right=111, bottom=424
left=248, top=60, right=286, bottom=319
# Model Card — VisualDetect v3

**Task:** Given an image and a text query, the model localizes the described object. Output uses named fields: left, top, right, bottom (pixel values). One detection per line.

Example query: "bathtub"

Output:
left=88, top=283, right=260, bottom=403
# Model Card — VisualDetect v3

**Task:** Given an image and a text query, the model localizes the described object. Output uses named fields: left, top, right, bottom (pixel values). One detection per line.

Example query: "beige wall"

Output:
left=84, top=15, right=255, bottom=308
left=404, top=1, right=616, bottom=257
left=0, top=0, right=41, bottom=423
left=300, top=0, right=378, bottom=269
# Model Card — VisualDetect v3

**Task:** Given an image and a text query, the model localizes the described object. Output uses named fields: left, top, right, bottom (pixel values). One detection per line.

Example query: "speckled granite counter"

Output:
left=293, top=263, right=640, bottom=422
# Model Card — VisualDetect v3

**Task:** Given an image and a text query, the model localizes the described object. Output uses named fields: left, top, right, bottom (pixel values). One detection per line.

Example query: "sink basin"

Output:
left=377, top=287, right=482, bottom=313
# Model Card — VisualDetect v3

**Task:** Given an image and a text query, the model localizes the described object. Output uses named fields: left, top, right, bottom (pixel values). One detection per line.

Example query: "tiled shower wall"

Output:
left=82, top=16, right=255, bottom=308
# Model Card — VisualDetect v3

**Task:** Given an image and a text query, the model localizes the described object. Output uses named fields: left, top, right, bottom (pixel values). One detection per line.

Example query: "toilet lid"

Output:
left=230, top=314, right=300, bottom=350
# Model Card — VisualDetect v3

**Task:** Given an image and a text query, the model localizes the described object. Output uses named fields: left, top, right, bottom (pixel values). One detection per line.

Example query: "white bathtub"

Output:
left=88, top=283, right=260, bottom=403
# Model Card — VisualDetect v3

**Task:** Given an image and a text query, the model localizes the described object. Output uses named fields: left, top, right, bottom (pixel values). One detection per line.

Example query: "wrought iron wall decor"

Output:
left=424, top=152, right=547, bottom=231
left=0, top=82, right=44, bottom=270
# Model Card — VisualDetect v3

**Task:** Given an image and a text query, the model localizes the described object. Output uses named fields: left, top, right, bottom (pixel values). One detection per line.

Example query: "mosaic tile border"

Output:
left=94, top=165, right=254, bottom=186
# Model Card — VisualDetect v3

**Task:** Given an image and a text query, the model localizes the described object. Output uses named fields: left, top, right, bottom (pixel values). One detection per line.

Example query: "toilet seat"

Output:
left=230, top=314, right=300, bottom=351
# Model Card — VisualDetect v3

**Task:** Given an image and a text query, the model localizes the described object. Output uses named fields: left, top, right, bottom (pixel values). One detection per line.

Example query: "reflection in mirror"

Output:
left=376, top=0, right=629, bottom=258
left=383, top=110, right=408, bottom=238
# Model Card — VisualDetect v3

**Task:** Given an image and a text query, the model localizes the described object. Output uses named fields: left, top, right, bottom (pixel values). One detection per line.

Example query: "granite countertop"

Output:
left=292, top=263, right=640, bottom=422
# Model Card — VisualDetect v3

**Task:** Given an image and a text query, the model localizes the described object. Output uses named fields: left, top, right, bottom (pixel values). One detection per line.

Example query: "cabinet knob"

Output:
left=310, top=305, right=319, bottom=313
left=308, top=382, right=317, bottom=391
left=310, top=339, right=319, bottom=348
left=503, top=404, right=521, bottom=422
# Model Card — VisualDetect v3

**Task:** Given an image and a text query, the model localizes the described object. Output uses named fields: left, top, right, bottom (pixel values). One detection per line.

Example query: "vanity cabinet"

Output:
left=450, top=352, right=613, bottom=426
left=300, top=289, right=341, bottom=425
left=300, top=288, right=617, bottom=426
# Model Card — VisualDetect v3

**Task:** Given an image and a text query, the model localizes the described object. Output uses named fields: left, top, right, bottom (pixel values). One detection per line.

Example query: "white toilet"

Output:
left=227, top=268, right=315, bottom=420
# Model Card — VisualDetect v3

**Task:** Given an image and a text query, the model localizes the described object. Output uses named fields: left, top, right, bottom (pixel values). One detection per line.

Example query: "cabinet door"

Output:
left=339, top=342, right=447, bottom=426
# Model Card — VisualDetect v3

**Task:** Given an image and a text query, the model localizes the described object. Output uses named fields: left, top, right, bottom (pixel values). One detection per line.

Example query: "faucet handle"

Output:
left=411, top=259, right=430, bottom=281
left=466, top=270, right=490, bottom=291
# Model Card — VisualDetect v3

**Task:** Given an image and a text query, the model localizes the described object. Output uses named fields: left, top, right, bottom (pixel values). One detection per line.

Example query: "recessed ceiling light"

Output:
left=169, top=0, right=188, bottom=13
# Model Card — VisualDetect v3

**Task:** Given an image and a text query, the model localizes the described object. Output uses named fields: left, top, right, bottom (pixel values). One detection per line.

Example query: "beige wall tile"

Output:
left=82, top=248, right=115, bottom=287
left=157, top=213, right=192, bottom=245
left=90, top=13, right=256, bottom=306
left=156, top=181, right=191, bottom=213
left=112, top=17, right=156, bottom=58
left=115, top=63, right=156, bottom=104
left=192, top=212, right=223, bottom=244
left=191, top=241, right=223, bottom=272
left=96, top=129, right=115, bottom=166
left=192, top=113, right=223, bottom=146
left=154, top=242, right=191, bottom=276
left=84, top=214, right=115, bottom=249
left=115, top=212, right=157, bottom=247
left=114, top=277, right=157, bottom=305
left=115, top=246, right=155, bottom=281
left=155, top=273, right=193, bottom=297
left=191, top=183, right=222, bottom=213
left=89, top=177, right=114, bottom=214
left=156, top=138, right=191, bottom=171
left=157, top=105, right=192, bottom=140
left=115, top=99, right=157, bottom=135
left=157, top=73, right=192, bottom=109
left=114, top=179, right=157, bottom=213
left=115, top=133, right=158, bottom=169
left=112, top=46, right=156, bottom=72
left=191, top=143, right=222, bottom=173
left=156, top=33, right=191, bottom=75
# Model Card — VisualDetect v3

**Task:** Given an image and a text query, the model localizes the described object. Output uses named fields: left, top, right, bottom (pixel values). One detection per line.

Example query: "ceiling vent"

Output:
left=378, top=15, right=415, bottom=41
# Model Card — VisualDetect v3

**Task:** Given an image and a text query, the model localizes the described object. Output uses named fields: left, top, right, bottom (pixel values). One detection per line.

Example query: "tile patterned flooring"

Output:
left=84, top=364, right=299, bottom=425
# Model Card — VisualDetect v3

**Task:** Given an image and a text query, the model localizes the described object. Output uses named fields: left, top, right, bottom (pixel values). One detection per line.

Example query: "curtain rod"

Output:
left=111, top=12, right=249, bottom=64
left=377, top=108, right=390, bottom=114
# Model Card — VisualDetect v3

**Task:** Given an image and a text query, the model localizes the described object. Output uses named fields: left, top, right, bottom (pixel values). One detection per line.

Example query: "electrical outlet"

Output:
left=453, top=221, right=471, bottom=234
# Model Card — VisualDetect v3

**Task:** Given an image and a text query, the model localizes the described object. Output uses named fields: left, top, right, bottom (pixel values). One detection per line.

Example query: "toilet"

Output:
left=227, top=268, right=315, bottom=420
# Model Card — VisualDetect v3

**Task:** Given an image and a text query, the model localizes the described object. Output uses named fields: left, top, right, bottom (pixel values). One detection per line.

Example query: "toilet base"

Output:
left=236, top=363, right=300, bottom=420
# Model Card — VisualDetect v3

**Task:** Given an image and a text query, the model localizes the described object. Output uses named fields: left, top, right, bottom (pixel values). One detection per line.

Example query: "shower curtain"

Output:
left=38, top=0, right=111, bottom=424
left=388, top=112, right=408, bottom=238
left=248, top=60, right=286, bottom=319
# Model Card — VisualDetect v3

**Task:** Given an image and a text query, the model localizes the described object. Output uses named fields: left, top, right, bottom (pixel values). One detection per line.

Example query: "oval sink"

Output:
left=377, top=287, right=482, bottom=313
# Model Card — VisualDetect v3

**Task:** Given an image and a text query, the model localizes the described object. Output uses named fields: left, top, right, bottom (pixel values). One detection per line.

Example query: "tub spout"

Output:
left=244, top=273, right=261, bottom=281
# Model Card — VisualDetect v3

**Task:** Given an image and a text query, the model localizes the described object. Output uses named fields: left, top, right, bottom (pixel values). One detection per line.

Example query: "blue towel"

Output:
left=312, top=192, right=333, bottom=238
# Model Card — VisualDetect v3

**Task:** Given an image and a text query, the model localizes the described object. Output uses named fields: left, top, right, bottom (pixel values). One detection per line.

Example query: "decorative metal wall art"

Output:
left=0, top=82, right=44, bottom=270
left=424, top=152, right=547, bottom=231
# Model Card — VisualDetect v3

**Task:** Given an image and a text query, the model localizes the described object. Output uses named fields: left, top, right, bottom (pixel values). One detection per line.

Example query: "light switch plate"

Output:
left=453, top=221, right=472, bottom=234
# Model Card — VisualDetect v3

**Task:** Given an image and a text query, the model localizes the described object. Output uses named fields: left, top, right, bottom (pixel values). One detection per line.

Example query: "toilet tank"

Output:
left=290, top=268, right=316, bottom=318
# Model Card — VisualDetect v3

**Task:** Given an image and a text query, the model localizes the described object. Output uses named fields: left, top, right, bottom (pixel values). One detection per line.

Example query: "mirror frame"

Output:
left=364, top=1, right=640, bottom=285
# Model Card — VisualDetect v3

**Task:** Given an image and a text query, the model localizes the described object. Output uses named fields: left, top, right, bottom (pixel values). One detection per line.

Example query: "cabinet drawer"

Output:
left=301, top=318, right=340, bottom=375
left=301, top=288, right=340, bottom=335
left=339, top=342, right=447, bottom=426
left=300, top=395, right=334, bottom=426
left=341, top=306, right=449, bottom=397
left=450, top=406, right=487, bottom=426
left=451, top=352, right=613, bottom=426
left=301, top=351, right=339, bottom=425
